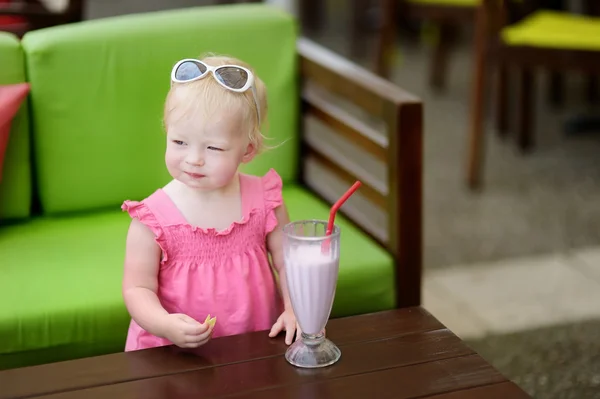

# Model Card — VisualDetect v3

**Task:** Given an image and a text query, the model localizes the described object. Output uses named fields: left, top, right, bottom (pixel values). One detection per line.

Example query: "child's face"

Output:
left=165, top=111, right=254, bottom=191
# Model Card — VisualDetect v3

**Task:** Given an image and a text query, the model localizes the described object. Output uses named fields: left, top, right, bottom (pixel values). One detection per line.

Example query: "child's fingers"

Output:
left=284, top=321, right=296, bottom=345
left=268, top=318, right=283, bottom=337
left=184, top=323, right=210, bottom=336
left=188, top=325, right=213, bottom=342
left=182, top=320, right=208, bottom=336
left=177, top=314, right=200, bottom=325
left=185, top=333, right=207, bottom=344
left=181, top=335, right=211, bottom=348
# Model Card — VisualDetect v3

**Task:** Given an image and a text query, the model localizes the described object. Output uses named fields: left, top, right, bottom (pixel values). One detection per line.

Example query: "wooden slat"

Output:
left=0, top=308, right=439, bottom=399
left=303, top=133, right=387, bottom=196
left=305, top=149, right=387, bottom=210
left=302, top=159, right=389, bottom=244
left=35, top=329, right=473, bottom=399
left=424, top=381, right=532, bottom=398
left=298, top=37, right=420, bottom=119
left=302, top=84, right=388, bottom=161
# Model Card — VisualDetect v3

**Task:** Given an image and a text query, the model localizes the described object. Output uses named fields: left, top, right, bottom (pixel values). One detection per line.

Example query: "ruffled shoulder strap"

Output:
left=121, top=190, right=170, bottom=262
left=261, top=168, right=284, bottom=234
left=122, top=190, right=166, bottom=226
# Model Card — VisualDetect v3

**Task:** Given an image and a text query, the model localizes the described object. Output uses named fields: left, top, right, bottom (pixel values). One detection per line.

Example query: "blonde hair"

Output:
left=163, top=53, right=269, bottom=154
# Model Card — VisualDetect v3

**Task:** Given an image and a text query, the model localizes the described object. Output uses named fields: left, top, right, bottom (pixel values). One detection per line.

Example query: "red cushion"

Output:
left=0, top=83, right=30, bottom=182
left=0, top=0, right=27, bottom=25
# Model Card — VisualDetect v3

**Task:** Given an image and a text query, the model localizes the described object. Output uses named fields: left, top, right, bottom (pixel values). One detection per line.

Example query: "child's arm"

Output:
left=122, top=219, right=211, bottom=347
left=267, top=202, right=292, bottom=311
left=267, top=202, right=299, bottom=344
left=122, top=219, right=169, bottom=335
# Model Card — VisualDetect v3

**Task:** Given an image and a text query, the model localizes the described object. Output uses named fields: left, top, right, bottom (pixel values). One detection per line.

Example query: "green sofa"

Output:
left=0, top=4, right=422, bottom=370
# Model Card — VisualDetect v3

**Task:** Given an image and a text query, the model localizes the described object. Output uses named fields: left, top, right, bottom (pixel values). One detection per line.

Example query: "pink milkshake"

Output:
left=285, top=244, right=340, bottom=335
left=282, top=220, right=342, bottom=368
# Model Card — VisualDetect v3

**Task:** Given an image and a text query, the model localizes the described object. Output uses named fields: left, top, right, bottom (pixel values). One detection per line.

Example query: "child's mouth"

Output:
left=186, top=172, right=205, bottom=179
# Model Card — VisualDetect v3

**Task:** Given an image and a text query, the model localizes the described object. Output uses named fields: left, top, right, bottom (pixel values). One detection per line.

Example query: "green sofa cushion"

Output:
left=21, top=4, right=299, bottom=215
left=0, top=32, right=32, bottom=222
left=0, top=185, right=394, bottom=369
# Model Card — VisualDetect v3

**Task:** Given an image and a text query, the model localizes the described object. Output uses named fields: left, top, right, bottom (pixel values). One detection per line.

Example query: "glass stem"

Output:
left=301, top=331, right=325, bottom=345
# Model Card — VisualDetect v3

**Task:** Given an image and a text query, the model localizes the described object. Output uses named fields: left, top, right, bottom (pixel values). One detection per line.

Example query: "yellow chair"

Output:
left=467, top=3, right=600, bottom=189
left=502, top=11, right=600, bottom=51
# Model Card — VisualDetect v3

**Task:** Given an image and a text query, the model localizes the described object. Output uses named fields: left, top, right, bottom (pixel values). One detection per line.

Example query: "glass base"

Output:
left=285, top=332, right=341, bottom=368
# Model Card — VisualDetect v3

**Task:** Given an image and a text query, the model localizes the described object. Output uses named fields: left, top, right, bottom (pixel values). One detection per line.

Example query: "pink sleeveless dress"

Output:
left=121, top=169, right=284, bottom=351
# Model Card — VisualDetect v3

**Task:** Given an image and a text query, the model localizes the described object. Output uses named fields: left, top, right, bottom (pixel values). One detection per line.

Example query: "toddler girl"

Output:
left=121, top=54, right=298, bottom=351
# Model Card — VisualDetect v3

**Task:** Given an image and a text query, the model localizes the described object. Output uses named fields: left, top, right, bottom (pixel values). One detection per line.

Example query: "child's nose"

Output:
left=185, top=152, right=205, bottom=166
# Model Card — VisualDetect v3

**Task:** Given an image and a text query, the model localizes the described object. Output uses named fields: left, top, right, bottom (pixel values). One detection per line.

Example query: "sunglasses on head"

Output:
left=170, top=59, right=261, bottom=126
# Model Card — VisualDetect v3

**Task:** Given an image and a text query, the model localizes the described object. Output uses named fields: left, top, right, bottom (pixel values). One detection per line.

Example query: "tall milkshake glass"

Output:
left=283, top=220, right=341, bottom=368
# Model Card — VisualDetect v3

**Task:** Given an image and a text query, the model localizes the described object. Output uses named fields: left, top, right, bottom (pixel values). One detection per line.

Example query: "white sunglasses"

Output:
left=170, top=58, right=261, bottom=126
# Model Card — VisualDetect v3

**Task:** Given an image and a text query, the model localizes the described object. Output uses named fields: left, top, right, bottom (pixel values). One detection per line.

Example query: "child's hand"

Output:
left=268, top=309, right=300, bottom=345
left=161, top=313, right=214, bottom=348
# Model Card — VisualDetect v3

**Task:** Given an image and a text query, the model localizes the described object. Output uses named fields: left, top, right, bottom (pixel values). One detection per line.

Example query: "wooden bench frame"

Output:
left=298, top=38, right=423, bottom=307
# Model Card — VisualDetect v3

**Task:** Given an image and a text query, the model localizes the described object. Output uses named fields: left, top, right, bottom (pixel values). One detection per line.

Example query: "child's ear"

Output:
left=241, top=143, right=256, bottom=164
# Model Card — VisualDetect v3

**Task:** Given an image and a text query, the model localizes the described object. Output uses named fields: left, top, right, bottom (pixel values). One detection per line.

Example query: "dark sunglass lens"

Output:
left=175, top=61, right=207, bottom=81
left=215, top=67, right=248, bottom=89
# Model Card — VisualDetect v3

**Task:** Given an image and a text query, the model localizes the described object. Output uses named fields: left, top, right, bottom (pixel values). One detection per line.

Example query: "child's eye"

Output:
left=173, top=140, right=185, bottom=145
left=208, top=146, right=223, bottom=151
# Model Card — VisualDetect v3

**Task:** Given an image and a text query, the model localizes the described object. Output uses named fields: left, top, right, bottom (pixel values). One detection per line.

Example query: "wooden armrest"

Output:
left=298, top=37, right=419, bottom=117
left=297, top=37, right=423, bottom=307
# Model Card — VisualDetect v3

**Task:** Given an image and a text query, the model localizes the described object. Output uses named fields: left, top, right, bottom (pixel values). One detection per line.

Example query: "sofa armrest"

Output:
left=297, top=37, right=423, bottom=307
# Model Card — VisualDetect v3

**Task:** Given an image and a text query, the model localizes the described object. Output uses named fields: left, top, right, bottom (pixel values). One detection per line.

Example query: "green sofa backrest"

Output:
left=0, top=32, right=32, bottom=222
left=21, top=4, right=299, bottom=215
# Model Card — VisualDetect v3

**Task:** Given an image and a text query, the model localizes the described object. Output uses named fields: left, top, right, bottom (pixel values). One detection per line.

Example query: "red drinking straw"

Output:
left=322, top=181, right=362, bottom=252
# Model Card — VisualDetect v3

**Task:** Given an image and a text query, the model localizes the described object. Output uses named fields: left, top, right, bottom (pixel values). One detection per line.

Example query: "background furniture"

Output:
left=467, top=0, right=600, bottom=189
left=372, top=0, right=477, bottom=88
left=297, top=0, right=477, bottom=89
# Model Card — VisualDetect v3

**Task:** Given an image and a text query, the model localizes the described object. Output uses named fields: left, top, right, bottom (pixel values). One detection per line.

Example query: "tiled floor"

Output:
left=571, top=247, right=600, bottom=284
left=424, top=246, right=600, bottom=339
left=466, top=318, right=600, bottom=399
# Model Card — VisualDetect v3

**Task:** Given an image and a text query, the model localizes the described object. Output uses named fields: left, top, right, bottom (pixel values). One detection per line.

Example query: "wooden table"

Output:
left=0, top=307, right=531, bottom=398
